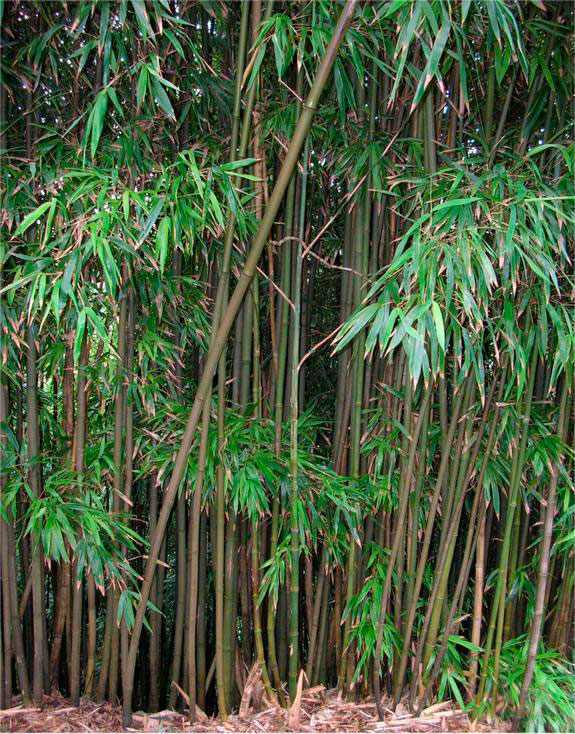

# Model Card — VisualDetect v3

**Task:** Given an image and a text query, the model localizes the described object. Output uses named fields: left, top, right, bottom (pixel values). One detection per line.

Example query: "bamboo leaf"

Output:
left=431, top=300, right=445, bottom=352
left=138, top=199, right=164, bottom=245
left=136, top=64, right=148, bottom=110
left=333, top=304, right=380, bottom=354
left=411, top=21, right=451, bottom=111
left=90, top=90, right=109, bottom=158
left=130, top=0, right=153, bottom=38
left=164, top=29, right=185, bottom=59
left=15, top=201, right=53, bottom=236
left=152, top=78, right=176, bottom=120
left=155, top=216, right=170, bottom=274
left=74, top=309, right=86, bottom=363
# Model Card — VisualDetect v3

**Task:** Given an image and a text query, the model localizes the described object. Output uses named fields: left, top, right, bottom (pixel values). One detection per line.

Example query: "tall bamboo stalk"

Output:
left=287, top=136, right=309, bottom=700
left=70, top=336, right=89, bottom=705
left=122, top=4, right=358, bottom=721
left=1, top=381, right=31, bottom=706
left=477, top=345, right=539, bottom=707
left=519, top=369, right=571, bottom=711
left=26, top=325, right=46, bottom=705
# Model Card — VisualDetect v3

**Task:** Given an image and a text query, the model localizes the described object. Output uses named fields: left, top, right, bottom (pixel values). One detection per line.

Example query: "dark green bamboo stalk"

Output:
left=222, top=513, right=238, bottom=707
left=196, top=514, right=208, bottom=710
left=519, top=368, right=571, bottom=711
left=96, top=270, right=129, bottom=704
left=373, top=381, right=432, bottom=718
left=273, top=178, right=295, bottom=454
left=340, top=69, right=372, bottom=689
left=26, top=325, right=46, bottom=706
left=122, top=4, right=358, bottom=722
left=0, top=515, right=6, bottom=708
left=49, top=338, right=74, bottom=688
left=266, top=493, right=284, bottom=701
left=421, top=385, right=477, bottom=673
left=391, top=377, right=470, bottom=709
left=85, top=574, right=97, bottom=698
left=1, top=381, right=31, bottom=706
left=120, top=289, right=135, bottom=703
left=110, top=268, right=129, bottom=704
left=251, top=519, right=275, bottom=700
left=187, top=399, right=210, bottom=719
left=477, top=345, right=539, bottom=707
left=287, top=135, right=309, bottom=700
left=70, top=336, right=89, bottom=706
left=193, top=3, right=252, bottom=716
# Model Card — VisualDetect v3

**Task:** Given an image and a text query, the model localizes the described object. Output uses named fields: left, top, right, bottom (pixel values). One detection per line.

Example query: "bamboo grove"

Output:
left=0, top=0, right=574, bottom=731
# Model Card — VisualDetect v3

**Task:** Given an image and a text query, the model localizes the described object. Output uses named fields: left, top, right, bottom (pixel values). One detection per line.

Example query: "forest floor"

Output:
left=0, top=688, right=511, bottom=734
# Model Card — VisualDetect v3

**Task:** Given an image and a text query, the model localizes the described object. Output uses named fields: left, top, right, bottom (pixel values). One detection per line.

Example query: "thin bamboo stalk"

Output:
left=519, top=369, right=571, bottom=710
left=122, top=4, right=359, bottom=722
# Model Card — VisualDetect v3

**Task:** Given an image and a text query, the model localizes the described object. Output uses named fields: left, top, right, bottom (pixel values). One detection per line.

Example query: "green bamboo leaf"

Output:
left=122, top=190, right=130, bottom=221
left=50, top=280, right=62, bottom=323
left=152, top=78, right=176, bottom=120
left=98, top=0, right=110, bottom=51
left=387, top=305, right=428, bottom=353
left=164, top=29, right=185, bottom=59
left=411, top=21, right=451, bottom=111
left=75, top=39, right=97, bottom=76
left=333, top=304, right=379, bottom=354
left=433, top=196, right=480, bottom=212
left=90, top=90, right=109, bottom=158
left=61, top=255, right=76, bottom=297
left=247, top=46, right=266, bottom=90
left=136, top=64, right=148, bottom=110
left=221, top=157, right=258, bottom=172
left=15, top=200, right=53, bottom=236
left=139, top=198, right=164, bottom=245
left=74, top=309, right=86, bottom=363
left=378, top=307, right=401, bottom=354
left=130, top=0, right=153, bottom=38
left=107, top=88, right=123, bottom=119
left=365, top=305, right=387, bottom=356
left=42, top=197, right=57, bottom=246
left=431, top=300, right=445, bottom=352
left=85, top=307, right=109, bottom=346
left=155, top=216, right=170, bottom=274
left=208, top=190, right=224, bottom=228
left=494, top=43, right=511, bottom=84
left=485, top=1, right=501, bottom=45
left=32, top=24, right=63, bottom=69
